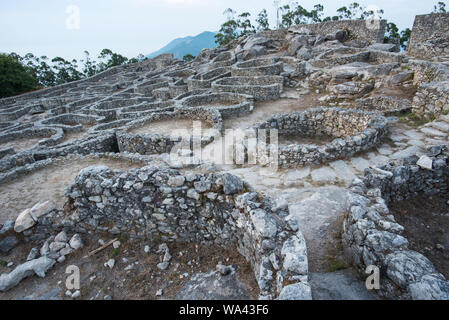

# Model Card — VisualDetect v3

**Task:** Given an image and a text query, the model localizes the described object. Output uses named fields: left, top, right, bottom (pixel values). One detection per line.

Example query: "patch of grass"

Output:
left=358, top=270, right=369, bottom=282
left=119, top=232, right=129, bottom=243
left=179, top=256, right=187, bottom=265
left=398, top=112, right=434, bottom=128
left=244, top=262, right=252, bottom=274
left=401, top=65, right=412, bottom=71
left=326, top=256, right=348, bottom=272
left=0, top=260, right=7, bottom=267
left=112, top=248, right=120, bottom=257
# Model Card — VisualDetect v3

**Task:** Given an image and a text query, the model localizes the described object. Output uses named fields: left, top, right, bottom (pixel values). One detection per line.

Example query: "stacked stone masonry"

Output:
left=343, top=145, right=449, bottom=300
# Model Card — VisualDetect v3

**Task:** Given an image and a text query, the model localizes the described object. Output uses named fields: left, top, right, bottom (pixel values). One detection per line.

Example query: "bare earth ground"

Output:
left=0, top=138, right=41, bottom=153
left=389, top=194, right=449, bottom=279
left=0, top=234, right=258, bottom=300
left=0, top=157, right=145, bottom=224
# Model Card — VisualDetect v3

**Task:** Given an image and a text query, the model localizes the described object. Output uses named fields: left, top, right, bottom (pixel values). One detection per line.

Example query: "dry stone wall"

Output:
left=343, top=145, right=449, bottom=299
left=408, top=13, right=449, bottom=60
left=65, top=165, right=311, bottom=300
left=253, top=107, right=388, bottom=167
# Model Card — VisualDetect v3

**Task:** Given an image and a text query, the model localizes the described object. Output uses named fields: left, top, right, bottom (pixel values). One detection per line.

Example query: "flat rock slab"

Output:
left=350, top=157, right=371, bottom=172
left=421, top=127, right=446, bottom=137
left=175, top=270, right=253, bottom=300
left=311, top=167, right=336, bottom=183
left=367, top=153, right=390, bottom=166
left=391, top=145, right=423, bottom=160
left=329, top=160, right=356, bottom=184
left=284, top=167, right=311, bottom=181
left=309, top=269, right=378, bottom=300
left=402, top=129, right=425, bottom=140
left=283, top=186, right=351, bottom=272
left=428, top=121, right=449, bottom=132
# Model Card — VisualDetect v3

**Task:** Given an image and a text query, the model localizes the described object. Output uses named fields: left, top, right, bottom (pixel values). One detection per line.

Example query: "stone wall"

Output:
left=65, top=165, right=311, bottom=300
left=232, top=58, right=284, bottom=77
left=412, top=81, right=449, bottom=119
left=343, top=145, right=449, bottom=299
left=254, top=107, right=388, bottom=168
left=408, top=13, right=449, bottom=59
left=211, top=76, right=283, bottom=101
left=0, top=133, right=118, bottom=176
left=290, top=19, right=387, bottom=44
left=179, top=92, right=254, bottom=120
left=117, top=108, right=222, bottom=155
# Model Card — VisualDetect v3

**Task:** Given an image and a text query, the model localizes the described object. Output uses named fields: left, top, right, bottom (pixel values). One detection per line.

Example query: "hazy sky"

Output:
left=0, top=0, right=447, bottom=61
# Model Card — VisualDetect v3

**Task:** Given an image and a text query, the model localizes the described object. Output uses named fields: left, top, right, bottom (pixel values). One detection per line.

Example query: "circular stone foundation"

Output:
left=179, top=92, right=254, bottom=119
left=116, top=101, right=175, bottom=119
left=209, top=51, right=236, bottom=69
left=231, top=58, right=284, bottom=77
left=254, top=107, right=388, bottom=167
left=87, top=97, right=154, bottom=120
left=133, top=77, right=171, bottom=96
left=343, top=145, right=449, bottom=300
left=0, top=127, right=64, bottom=153
left=117, top=108, right=223, bottom=155
left=187, top=67, right=232, bottom=91
left=212, top=76, right=284, bottom=101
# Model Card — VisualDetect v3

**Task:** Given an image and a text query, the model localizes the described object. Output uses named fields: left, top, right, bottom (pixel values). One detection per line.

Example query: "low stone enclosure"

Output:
left=343, top=145, right=449, bottom=300
left=117, top=107, right=223, bottom=155
left=187, top=67, right=231, bottom=91
left=232, top=58, right=284, bottom=77
left=63, top=165, right=311, bottom=300
left=179, top=92, right=254, bottom=119
left=212, top=76, right=284, bottom=101
left=252, top=107, right=388, bottom=168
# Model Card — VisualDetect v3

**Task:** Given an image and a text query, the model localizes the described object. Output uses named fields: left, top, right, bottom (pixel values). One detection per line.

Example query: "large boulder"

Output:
left=14, top=209, right=35, bottom=233
left=0, top=257, right=56, bottom=292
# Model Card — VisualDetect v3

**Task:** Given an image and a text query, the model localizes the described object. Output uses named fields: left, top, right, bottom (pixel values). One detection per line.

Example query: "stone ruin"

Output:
left=0, top=14, right=448, bottom=300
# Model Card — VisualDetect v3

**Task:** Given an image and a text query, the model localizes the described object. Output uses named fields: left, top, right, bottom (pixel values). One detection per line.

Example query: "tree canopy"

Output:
left=0, top=53, right=39, bottom=98
left=0, top=49, right=146, bottom=98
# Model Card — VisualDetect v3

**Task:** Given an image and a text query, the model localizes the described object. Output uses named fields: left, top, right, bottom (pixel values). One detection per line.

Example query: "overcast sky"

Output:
left=0, top=0, right=447, bottom=61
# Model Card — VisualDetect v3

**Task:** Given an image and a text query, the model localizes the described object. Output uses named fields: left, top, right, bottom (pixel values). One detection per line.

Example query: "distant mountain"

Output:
left=147, top=31, right=218, bottom=60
